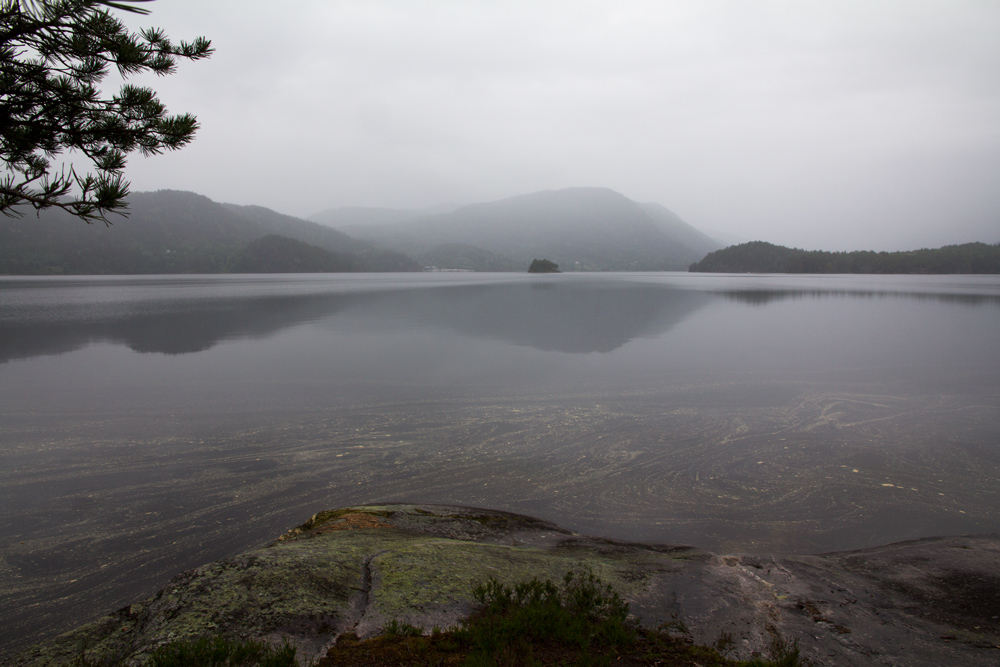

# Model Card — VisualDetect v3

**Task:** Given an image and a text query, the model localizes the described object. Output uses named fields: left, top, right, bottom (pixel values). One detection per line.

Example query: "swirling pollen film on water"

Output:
left=0, top=272, right=998, bottom=653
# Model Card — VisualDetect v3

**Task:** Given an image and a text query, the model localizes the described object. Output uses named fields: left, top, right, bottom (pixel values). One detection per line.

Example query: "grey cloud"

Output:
left=116, top=0, right=999, bottom=251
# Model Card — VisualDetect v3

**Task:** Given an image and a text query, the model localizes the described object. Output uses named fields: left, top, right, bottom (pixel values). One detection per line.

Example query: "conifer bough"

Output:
left=0, top=0, right=212, bottom=223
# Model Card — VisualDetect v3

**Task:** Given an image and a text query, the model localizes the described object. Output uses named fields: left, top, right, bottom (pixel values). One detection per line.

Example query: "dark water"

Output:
left=1, top=272, right=999, bottom=653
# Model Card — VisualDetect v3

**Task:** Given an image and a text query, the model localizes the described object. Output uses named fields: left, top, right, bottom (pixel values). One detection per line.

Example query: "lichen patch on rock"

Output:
left=314, top=513, right=393, bottom=533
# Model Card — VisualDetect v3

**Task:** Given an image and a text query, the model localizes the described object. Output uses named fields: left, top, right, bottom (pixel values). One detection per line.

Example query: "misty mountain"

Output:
left=0, top=190, right=421, bottom=274
left=309, top=203, right=458, bottom=228
left=638, top=202, right=723, bottom=258
left=221, top=202, right=371, bottom=254
left=315, top=188, right=721, bottom=271
left=690, top=240, right=1000, bottom=274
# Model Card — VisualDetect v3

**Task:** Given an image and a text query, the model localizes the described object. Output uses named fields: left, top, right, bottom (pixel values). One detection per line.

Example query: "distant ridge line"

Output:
left=689, top=240, right=1000, bottom=274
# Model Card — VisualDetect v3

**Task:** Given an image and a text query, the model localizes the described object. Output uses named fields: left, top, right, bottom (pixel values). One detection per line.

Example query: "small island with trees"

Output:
left=528, top=258, right=561, bottom=273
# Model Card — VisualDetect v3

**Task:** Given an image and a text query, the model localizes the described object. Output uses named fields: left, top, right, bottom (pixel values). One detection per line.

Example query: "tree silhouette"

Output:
left=1, top=0, right=212, bottom=223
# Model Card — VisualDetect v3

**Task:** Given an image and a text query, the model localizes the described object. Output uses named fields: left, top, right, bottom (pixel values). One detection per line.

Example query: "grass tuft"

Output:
left=383, top=619, right=424, bottom=638
left=735, top=635, right=805, bottom=667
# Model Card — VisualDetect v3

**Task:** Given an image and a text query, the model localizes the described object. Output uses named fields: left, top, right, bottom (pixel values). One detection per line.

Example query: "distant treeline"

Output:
left=689, top=241, right=1000, bottom=274
left=0, top=190, right=421, bottom=275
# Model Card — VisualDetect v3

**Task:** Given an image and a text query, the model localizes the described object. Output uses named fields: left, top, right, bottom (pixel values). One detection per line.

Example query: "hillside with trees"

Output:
left=689, top=241, right=1000, bottom=274
left=419, top=243, right=521, bottom=272
left=0, top=190, right=420, bottom=274
left=229, top=235, right=355, bottom=273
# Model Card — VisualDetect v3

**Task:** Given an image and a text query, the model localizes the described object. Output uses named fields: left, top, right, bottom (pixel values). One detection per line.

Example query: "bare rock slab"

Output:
left=13, top=504, right=1000, bottom=666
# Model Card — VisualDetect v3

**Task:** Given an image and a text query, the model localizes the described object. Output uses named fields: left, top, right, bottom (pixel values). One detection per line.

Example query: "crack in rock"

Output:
left=340, top=550, right=386, bottom=640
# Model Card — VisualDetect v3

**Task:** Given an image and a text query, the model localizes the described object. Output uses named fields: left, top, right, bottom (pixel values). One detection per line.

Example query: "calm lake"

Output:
left=1, top=271, right=999, bottom=653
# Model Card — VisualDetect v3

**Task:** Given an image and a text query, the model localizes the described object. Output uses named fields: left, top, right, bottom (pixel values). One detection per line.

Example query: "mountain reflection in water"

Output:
left=0, top=278, right=713, bottom=361
left=4, top=276, right=996, bottom=362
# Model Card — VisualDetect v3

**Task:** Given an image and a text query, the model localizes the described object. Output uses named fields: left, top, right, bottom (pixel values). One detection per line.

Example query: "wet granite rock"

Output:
left=13, top=504, right=1000, bottom=666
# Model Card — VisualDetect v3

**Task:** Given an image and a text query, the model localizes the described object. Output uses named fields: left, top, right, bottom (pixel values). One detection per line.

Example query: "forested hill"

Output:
left=689, top=241, right=1000, bottom=274
left=0, top=190, right=421, bottom=274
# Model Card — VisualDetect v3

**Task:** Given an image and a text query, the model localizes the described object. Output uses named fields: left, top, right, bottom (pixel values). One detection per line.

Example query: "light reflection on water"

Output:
left=0, top=272, right=998, bottom=654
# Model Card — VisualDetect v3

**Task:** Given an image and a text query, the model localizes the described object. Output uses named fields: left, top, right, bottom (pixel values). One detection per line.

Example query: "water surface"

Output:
left=1, top=272, right=998, bottom=653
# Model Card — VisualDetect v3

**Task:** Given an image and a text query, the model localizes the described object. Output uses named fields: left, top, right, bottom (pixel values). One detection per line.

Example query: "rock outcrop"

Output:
left=14, top=504, right=1000, bottom=666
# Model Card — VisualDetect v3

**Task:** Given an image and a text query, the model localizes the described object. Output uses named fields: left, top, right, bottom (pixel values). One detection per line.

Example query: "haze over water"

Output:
left=1, top=272, right=999, bottom=653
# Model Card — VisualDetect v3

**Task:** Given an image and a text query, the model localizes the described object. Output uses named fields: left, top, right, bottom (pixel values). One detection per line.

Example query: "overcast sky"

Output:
left=117, top=1, right=999, bottom=250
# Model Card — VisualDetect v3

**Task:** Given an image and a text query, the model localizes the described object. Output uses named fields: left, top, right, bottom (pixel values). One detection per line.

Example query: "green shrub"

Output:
left=456, top=568, right=635, bottom=664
